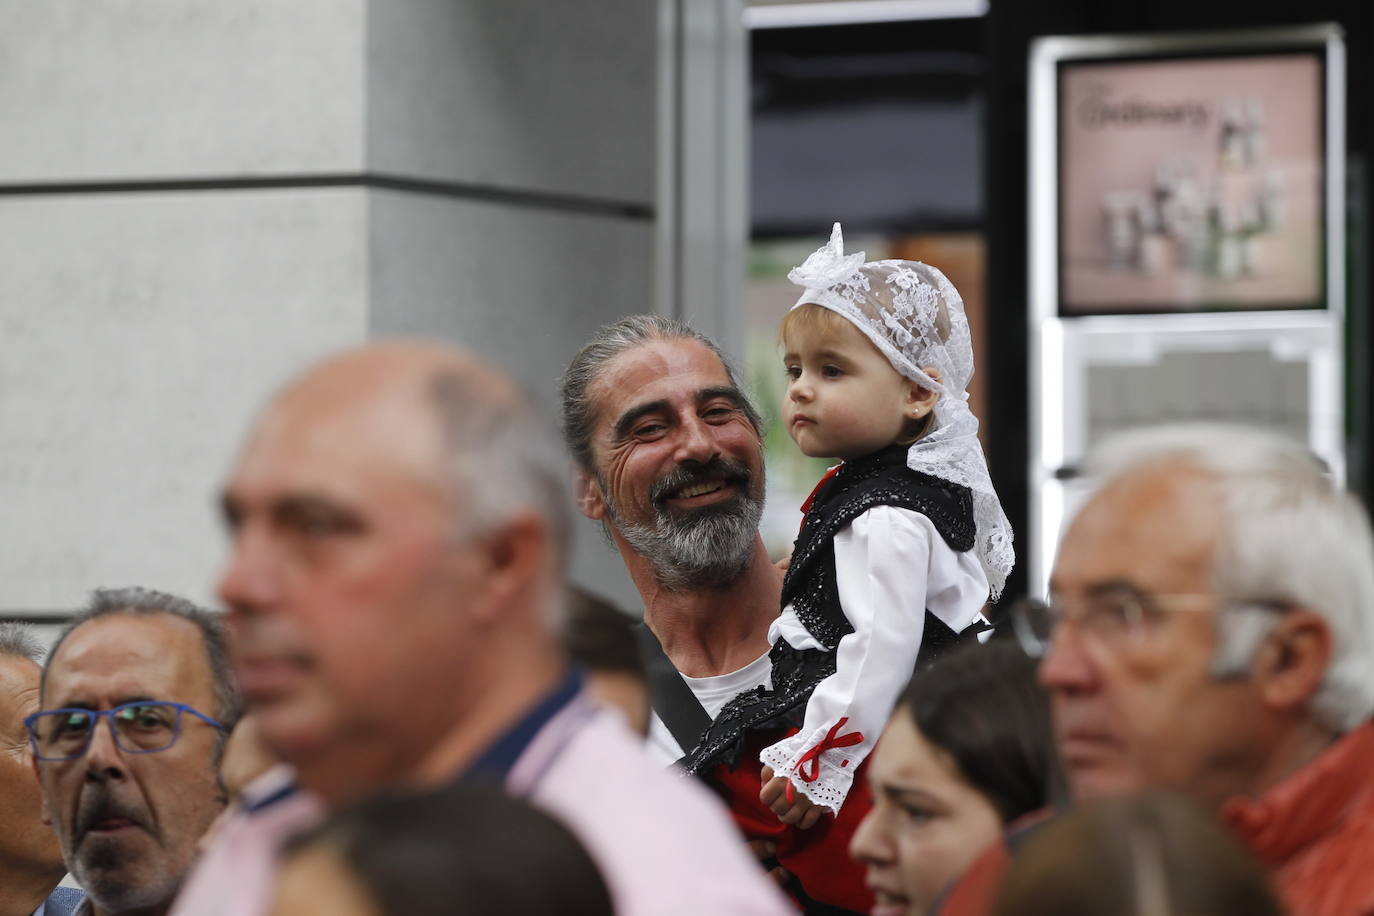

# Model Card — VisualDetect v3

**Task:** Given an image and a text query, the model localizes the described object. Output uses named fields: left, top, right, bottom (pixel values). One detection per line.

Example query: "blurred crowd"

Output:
left=2, top=313, right=1371, bottom=916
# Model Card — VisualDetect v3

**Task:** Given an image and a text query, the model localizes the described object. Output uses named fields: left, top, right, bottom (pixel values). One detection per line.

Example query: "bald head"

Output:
left=218, top=341, right=573, bottom=803
left=236, top=341, right=570, bottom=562
left=269, top=341, right=524, bottom=431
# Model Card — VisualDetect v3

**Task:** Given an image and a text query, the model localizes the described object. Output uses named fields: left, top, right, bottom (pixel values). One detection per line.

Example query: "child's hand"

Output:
left=759, top=765, right=825, bottom=830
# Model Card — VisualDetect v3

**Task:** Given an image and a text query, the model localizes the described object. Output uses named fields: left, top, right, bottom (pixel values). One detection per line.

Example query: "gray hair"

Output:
left=1084, top=423, right=1374, bottom=732
left=559, top=314, right=763, bottom=472
left=44, top=587, right=242, bottom=731
left=429, top=372, right=573, bottom=593
left=0, top=622, right=43, bottom=663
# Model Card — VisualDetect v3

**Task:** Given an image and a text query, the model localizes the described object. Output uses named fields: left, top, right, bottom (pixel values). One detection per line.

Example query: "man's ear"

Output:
left=1252, top=609, right=1333, bottom=715
left=467, top=512, right=550, bottom=624
left=574, top=468, right=607, bottom=521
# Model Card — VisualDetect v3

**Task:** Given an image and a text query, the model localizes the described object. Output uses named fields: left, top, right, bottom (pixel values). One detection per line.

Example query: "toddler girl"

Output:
left=680, top=224, right=1014, bottom=907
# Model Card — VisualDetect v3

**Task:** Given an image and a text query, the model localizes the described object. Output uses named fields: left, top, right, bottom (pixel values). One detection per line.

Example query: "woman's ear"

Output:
left=574, top=468, right=607, bottom=521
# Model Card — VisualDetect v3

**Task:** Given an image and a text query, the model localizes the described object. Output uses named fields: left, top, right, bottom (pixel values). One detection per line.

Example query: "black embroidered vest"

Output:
left=679, top=444, right=979, bottom=775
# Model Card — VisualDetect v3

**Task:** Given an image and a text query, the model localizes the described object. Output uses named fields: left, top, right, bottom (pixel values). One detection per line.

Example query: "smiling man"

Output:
left=562, top=317, right=880, bottom=911
left=31, top=589, right=238, bottom=916
left=560, top=316, right=777, bottom=764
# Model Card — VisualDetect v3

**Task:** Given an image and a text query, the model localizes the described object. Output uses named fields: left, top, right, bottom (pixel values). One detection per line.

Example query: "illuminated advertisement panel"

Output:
left=1058, top=50, right=1326, bottom=315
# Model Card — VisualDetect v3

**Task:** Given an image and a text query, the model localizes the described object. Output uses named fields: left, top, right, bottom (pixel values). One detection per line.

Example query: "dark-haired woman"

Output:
left=849, top=640, right=1060, bottom=916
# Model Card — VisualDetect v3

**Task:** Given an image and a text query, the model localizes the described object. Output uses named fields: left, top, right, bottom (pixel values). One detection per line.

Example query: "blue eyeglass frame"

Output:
left=24, top=700, right=226, bottom=762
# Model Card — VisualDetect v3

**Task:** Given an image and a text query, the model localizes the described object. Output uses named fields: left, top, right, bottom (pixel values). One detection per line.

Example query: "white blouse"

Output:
left=758, top=504, right=989, bottom=813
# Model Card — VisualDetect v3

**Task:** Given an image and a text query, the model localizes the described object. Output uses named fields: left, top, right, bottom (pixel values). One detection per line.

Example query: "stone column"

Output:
left=0, top=0, right=657, bottom=614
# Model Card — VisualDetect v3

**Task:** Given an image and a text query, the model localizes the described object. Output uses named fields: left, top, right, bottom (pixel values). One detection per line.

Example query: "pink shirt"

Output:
left=169, top=766, right=324, bottom=916
left=512, top=693, right=791, bottom=916
left=174, top=689, right=789, bottom=916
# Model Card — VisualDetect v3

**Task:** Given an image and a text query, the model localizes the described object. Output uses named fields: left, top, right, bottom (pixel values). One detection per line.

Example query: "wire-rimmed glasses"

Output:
left=1009, top=590, right=1289, bottom=659
left=24, top=701, right=226, bottom=762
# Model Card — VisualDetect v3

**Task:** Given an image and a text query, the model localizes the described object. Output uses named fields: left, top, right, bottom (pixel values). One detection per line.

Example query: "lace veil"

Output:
left=787, top=223, right=1014, bottom=599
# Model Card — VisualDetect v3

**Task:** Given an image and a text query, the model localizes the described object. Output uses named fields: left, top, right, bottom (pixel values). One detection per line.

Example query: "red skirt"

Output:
left=707, top=729, right=874, bottom=913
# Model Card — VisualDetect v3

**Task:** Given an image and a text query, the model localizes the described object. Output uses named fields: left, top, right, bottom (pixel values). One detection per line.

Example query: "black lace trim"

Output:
left=678, top=612, right=986, bottom=776
left=781, top=445, right=975, bottom=651
left=678, top=446, right=979, bottom=777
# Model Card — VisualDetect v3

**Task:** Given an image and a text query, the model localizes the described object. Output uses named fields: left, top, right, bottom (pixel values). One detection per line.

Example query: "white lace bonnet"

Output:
left=787, top=223, right=1014, bottom=599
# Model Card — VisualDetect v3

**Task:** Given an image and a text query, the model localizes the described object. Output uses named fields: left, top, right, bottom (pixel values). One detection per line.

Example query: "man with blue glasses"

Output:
left=28, top=588, right=239, bottom=916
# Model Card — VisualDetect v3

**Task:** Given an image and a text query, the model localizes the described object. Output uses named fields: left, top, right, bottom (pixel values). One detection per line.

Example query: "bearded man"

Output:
left=561, top=316, right=776, bottom=760
left=561, top=315, right=872, bottom=913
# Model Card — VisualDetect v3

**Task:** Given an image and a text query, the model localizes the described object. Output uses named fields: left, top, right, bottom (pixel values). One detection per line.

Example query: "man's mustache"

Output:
left=75, top=788, right=151, bottom=841
left=650, top=458, right=754, bottom=506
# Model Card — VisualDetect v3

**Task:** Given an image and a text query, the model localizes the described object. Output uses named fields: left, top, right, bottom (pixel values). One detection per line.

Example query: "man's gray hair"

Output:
left=429, top=371, right=573, bottom=586
left=1084, top=423, right=1374, bottom=732
left=0, top=622, right=43, bottom=663
left=44, top=587, right=242, bottom=730
left=559, top=314, right=763, bottom=472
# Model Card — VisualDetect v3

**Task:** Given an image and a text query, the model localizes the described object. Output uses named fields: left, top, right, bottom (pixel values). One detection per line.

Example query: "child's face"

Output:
left=782, top=316, right=920, bottom=460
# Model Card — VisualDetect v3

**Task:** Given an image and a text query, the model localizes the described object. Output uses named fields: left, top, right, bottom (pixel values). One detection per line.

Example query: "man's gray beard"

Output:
left=610, top=495, right=763, bottom=591
left=72, top=837, right=179, bottom=913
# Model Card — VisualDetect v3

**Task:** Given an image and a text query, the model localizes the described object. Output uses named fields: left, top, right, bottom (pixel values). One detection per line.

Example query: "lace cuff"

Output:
left=759, top=722, right=865, bottom=815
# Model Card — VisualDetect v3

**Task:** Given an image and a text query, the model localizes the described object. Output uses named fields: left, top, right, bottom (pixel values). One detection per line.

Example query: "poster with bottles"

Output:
left=1058, top=50, right=1325, bottom=314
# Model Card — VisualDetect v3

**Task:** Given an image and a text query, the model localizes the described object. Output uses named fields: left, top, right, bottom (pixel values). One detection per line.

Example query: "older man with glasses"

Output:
left=938, top=423, right=1374, bottom=916
left=29, top=588, right=239, bottom=916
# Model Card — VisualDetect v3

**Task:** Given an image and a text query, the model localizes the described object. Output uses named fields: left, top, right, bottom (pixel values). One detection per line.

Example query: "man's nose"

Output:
left=217, top=525, right=283, bottom=619
left=1038, top=621, right=1099, bottom=693
left=673, top=415, right=721, bottom=465
left=83, top=717, right=128, bottom=781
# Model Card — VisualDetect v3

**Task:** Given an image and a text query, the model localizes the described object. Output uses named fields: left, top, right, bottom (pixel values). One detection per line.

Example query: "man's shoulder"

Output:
left=44, top=886, right=87, bottom=916
left=1227, top=722, right=1374, bottom=915
left=550, top=707, right=719, bottom=808
left=1270, top=753, right=1374, bottom=915
left=543, top=709, right=751, bottom=848
left=533, top=709, right=791, bottom=915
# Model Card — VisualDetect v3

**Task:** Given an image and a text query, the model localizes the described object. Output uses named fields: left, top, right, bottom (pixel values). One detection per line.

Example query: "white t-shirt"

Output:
left=646, top=650, right=773, bottom=765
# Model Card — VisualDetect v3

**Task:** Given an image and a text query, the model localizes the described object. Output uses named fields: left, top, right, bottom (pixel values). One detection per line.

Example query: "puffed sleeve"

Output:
left=758, top=506, right=984, bottom=813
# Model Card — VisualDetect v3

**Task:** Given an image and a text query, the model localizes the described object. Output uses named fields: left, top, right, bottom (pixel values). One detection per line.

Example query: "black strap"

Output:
left=634, top=624, right=712, bottom=753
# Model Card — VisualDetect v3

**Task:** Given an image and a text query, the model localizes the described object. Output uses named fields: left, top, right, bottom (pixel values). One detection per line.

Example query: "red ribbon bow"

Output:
left=794, top=717, right=864, bottom=784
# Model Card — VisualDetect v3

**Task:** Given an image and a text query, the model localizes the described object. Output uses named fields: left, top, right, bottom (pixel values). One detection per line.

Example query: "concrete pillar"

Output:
left=0, top=1, right=657, bottom=615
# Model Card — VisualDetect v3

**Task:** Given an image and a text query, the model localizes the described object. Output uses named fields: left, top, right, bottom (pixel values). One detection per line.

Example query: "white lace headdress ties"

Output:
left=787, top=223, right=1015, bottom=599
